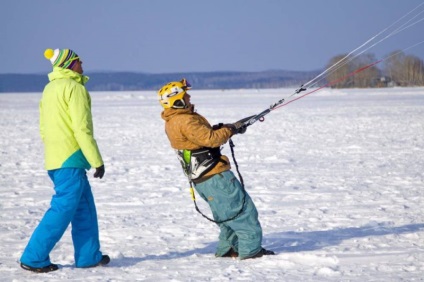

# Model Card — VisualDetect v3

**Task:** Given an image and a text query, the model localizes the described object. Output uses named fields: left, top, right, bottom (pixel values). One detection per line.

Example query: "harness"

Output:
left=176, top=147, right=222, bottom=181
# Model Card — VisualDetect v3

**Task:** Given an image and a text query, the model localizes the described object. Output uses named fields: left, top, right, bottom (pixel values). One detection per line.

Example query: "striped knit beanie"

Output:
left=44, top=48, right=79, bottom=70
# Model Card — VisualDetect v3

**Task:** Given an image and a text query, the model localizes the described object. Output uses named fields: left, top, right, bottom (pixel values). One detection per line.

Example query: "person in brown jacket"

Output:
left=158, top=79, right=274, bottom=260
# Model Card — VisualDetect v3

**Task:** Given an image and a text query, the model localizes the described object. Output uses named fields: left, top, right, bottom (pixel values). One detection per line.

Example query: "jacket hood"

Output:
left=47, top=67, right=89, bottom=85
left=161, top=105, right=195, bottom=122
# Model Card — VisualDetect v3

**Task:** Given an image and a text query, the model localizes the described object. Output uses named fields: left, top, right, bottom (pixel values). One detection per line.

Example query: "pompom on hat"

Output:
left=44, top=48, right=79, bottom=70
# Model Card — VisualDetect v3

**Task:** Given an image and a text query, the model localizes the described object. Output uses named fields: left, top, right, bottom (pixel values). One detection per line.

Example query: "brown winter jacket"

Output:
left=161, top=105, right=233, bottom=181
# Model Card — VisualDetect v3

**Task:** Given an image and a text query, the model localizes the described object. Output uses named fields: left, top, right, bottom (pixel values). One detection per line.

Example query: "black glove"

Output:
left=223, top=121, right=247, bottom=135
left=223, top=115, right=256, bottom=135
left=94, top=165, right=105, bottom=179
left=212, top=123, right=224, bottom=130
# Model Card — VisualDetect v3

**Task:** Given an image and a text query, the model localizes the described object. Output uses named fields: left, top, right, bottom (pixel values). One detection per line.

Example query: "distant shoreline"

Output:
left=0, top=70, right=319, bottom=93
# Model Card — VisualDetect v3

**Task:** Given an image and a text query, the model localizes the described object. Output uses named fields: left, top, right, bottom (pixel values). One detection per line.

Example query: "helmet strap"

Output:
left=172, top=99, right=186, bottom=109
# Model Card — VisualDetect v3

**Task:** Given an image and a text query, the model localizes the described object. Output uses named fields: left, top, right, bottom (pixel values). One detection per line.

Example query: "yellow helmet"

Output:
left=158, top=78, right=191, bottom=109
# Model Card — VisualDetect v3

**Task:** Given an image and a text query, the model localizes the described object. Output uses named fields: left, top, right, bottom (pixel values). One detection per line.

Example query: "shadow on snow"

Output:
left=264, top=222, right=424, bottom=253
left=110, top=221, right=424, bottom=266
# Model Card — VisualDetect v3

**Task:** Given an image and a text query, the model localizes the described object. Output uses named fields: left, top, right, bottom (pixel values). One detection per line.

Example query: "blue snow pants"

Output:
left=20, top=168, right=103, bottom=268
left=194, top=170, right=262, bottom=259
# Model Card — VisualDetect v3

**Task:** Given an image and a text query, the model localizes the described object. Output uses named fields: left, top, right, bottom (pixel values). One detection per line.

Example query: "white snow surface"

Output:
left=1, top=87, right=424, bottom=281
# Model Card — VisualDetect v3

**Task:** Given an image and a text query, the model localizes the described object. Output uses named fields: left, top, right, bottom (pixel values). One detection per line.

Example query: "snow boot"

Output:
left=241, top=248, right=275, bottom=260
left=20, top=263, right=59, bottom=273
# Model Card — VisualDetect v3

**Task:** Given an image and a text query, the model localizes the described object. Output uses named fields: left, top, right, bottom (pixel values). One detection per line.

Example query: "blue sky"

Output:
left=1, top=0, right=423, bottom=74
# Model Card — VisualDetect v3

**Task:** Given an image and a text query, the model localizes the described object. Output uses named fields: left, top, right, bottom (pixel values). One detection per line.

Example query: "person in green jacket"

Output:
left=20, top=48, right=109, bottom=273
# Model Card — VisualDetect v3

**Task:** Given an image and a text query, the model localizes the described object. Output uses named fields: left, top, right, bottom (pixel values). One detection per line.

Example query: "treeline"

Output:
left=326, top=51, right=424, bottom=88
left=1, top=51, right=423, bottom=92
left=0, top=70, right=319, bottom=93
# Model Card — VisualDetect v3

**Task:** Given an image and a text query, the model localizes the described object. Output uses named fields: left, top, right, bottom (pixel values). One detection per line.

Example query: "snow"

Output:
left=1, top=87, right=424, bottom=281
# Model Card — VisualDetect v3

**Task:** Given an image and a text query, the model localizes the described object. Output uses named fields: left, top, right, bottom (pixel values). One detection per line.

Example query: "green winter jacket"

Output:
left=40, top=67, right=103, bottom=170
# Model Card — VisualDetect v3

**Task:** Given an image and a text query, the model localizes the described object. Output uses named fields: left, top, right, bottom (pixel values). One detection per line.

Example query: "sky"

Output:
left=1, top=0, right=423, bottom=74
